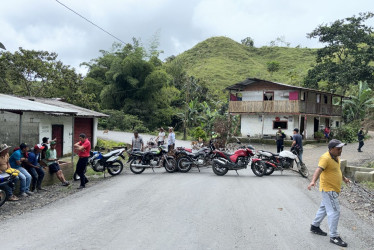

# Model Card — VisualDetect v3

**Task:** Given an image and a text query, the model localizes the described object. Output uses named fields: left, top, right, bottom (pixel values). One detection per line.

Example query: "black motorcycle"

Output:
left=128, top=145, right=177, bottom=174
left=0, top=173, right=16, bottom=207
left=176, top=141, right=216, bottom=173
left=74, top=148, right=126, bottom=180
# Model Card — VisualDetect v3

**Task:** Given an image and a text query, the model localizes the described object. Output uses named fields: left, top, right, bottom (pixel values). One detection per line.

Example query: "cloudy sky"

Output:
left=1, top=0, right=373, bottom=74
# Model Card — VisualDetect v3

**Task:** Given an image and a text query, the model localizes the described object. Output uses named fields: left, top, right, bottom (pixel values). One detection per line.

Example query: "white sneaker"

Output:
left=20, top=192, right=29, bottom=197
left=26, top=191, right=33, bottom=196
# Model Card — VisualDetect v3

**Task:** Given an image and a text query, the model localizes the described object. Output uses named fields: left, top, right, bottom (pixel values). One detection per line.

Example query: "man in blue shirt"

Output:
left=9, top=143, right=33, bottom=197
left=25, top=144, right=46, bottom=192
left=291, top=128, right=303, bottom=161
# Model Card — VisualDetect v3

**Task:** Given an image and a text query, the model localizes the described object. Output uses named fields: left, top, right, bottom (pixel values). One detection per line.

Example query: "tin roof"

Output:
left=0, top=94, right=77, bottom=114
left=226, top=78, right=346, bottom=97
left=20, top=97, right=108, bottom=117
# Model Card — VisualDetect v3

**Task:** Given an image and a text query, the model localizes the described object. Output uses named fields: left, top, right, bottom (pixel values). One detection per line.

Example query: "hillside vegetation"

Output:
left=175, top=36, right=317, bottom=93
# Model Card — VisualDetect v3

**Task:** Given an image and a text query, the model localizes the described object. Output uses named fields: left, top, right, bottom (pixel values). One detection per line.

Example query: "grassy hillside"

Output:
left=174, top=36, right=317, bottom=95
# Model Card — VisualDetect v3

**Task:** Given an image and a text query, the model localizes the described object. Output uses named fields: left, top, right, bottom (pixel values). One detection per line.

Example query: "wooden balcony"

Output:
left=229, top=100, right=342, bottom=116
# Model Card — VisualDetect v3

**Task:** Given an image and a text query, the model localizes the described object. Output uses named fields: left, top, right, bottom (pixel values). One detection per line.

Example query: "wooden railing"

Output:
left=229, top=100, right=342, bottom=116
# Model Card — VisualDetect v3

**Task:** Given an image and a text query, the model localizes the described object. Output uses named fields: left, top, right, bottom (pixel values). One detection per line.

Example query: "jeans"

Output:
left=276, top=140, right=284, bottom=153
left=76, top=157, right=89, bottom=187
left=298, top=149, right=303, bottom=162
left=312, top=191, right=341, bottom=237
left=358, top=141, right=364, bottom=151
left=17, top=167, right=32, bottom=193
left=27, top=166, right=45, bottom=190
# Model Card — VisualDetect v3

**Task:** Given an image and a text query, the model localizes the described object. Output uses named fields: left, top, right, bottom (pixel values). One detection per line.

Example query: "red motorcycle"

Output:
left=211, top=145, right=266, bottom=176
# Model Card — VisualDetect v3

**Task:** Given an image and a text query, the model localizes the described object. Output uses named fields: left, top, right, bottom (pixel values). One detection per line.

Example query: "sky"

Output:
left=1, top=0, right=373, bottom=75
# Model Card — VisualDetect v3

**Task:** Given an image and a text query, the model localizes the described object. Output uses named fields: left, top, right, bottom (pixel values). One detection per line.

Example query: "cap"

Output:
left=34, top=144, right=45, bottom=150
left=0, top=144, right=11, bottom=153
left=328, top=139, right=345, bottom=149
left=50, top=141, right=57, bottom=145
left=79, top=133, right=86, bottom=138
left=20, top=143, right=28, bottom=150
left=42, top=137, right=49, bottom=143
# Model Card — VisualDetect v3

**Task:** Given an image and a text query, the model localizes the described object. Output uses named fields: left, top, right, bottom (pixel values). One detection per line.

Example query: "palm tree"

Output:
left=342, top=81, right=374, bottom=122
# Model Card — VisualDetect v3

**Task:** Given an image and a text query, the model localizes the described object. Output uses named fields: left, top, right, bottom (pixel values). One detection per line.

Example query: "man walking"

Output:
left=74, top=133, right=91, bottom=189
left=291, top=128, right=303, bottom=161
left=308, top=139, right=350, bottom=247
left=275, top=127, right=286, bottom=153
left=131, top=131, right=144, bottom=152
left=357, top=127, right=364, bottom=152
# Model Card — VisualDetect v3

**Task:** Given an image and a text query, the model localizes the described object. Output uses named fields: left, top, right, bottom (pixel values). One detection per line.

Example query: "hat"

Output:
left=34, top=144, right=45, bottom=150
left=328, top=139, right=345, bottom=149
left=42, top=137, right=49, bottom=143
left=20, top=143, right=28, bottom=150
left=50, top=141, right=57, bottom=145
left=0, top=144, right=11, bottom=153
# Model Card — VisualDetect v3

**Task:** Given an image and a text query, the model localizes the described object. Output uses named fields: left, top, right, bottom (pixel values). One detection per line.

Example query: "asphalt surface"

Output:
left=1, top=131, right=373, bottom=250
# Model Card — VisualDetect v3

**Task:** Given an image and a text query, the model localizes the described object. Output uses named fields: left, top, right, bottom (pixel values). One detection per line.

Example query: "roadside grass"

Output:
left=361, top=181, right=374, bottom=190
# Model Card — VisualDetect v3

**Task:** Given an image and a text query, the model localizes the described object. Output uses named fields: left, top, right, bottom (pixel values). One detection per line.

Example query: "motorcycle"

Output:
left=257, top=147, right=309, bottom=178
left=74, top=148, right=126, bottom=180
left=128, top=145, right=177, bottom=174
left=176, top=140, right=216, bottom=172
left=0, top=173, right=17, bottom=207
left=211, top=145, right=266, bottom=177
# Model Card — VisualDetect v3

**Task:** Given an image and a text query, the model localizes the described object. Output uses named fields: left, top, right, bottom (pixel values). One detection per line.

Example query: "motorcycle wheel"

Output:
left=264, top=163, right=275, bottom=176
left=0, top=188, right=8, bottom=207
left=177, top=157, right=192, bottom=173
left=164, top=157, right=177, bottom=173
left=297, top=162, right=309, bottom=178
left=130, top=159, right=146, bottom=174
left=107, top=160, right=124, bottom=176
left=251, top=161, right=265, bottom=177
left=212, top=160, right=228, bottom=176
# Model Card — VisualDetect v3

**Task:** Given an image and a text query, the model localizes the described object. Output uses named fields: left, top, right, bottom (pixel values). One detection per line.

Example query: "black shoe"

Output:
left=330, top=236, right=348, bottom=247
left=77, top=185, right=85, bottom=189
left=310, top=225, right=327, bottom=236
left=358, top=150, right=363, bottom=152
left=84, top=179, right=89, bottom=184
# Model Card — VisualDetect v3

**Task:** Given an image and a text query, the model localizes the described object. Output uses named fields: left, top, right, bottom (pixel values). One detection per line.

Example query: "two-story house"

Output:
left=226, top=78, right=344, bottom=139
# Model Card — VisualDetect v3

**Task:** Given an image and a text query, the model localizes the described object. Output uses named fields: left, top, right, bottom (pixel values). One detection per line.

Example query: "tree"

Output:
left=266, top=61, right=280, bottom=76
left=342, top=81, right=374, bottom=122
left=241, top=37, right=254, bottom=48
left=304, top=12, right=374, bottom=93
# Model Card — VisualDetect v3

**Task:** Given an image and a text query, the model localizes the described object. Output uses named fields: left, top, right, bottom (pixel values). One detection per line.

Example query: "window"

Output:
left=324, top=95, right=328, bottom=104
left=316, top=94, right=321, bottom=103
left=301, top=91, right=306, bottom=101
left=263, top=92, right=274, bottom=101
left=273, top=121, right=288, bottom=129
left=335, top=121, right=340, bottom=127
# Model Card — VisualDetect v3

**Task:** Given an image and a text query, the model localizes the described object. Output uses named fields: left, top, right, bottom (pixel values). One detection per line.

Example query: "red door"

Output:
left=52, top=125, right=64, bottom=157
left=74, top=118, right=93, bottom=146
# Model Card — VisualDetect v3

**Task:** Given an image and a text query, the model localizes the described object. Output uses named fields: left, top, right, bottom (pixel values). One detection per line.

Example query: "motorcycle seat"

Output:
left=258, top=150, right=278, bottom=157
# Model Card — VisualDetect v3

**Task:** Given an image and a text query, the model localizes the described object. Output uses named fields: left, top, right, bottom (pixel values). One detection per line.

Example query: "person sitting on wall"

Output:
left=45, top=141, right=70, bottom=186
left=24, top=144, right=46, bottom=192
left=0, top=144, right=19, bottom=201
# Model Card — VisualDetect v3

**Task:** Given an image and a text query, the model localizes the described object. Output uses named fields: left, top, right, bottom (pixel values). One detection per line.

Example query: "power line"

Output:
left=55, top=0, right=127, bottom=44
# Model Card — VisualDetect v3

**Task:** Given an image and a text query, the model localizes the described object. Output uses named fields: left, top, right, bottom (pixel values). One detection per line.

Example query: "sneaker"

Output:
left=62, top=181, right=70, bottom=187
left=310, top=225, right=327, bottom=236
left=37, top=187, right=47, bottom=191
left=25, top=191, right=33, bottom=196
left=19, top=192, right=28, bottom=197
left=77, top=185, right=85, bottom=189
left=330, top=236, right=348, bottom=247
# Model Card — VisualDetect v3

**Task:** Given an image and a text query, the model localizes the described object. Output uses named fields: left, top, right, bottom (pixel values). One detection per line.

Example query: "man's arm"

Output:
left=308, top=167, right=323, bottom=190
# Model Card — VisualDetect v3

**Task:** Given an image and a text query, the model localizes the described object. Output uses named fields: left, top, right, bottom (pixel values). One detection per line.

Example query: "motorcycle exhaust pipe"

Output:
left=131, top=164, right=150, bottom=168
left=213, top=158, right=227, bottom=167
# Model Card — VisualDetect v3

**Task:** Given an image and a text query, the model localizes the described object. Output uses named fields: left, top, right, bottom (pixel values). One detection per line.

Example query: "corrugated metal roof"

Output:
left=20, top=97, right=108, bottom=117
left=0, top=94, right=77, bottom=114
left=226, top=78, right=346, bottom=97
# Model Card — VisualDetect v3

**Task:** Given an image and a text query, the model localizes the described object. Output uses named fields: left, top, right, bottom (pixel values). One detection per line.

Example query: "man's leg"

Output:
left=322, top=191, right=341, bottom=238
left=76, top=158, right=88, bottom=187
left=27, top=167, right=38, bottom=191
left=35, top=167, right=45, bottom=189
left=56, top=170, right=66, bottom=183
left=18, top=167, right=32, bottom=193
left=17, top=171, right=26, bottom=194
left=276, top=141, right=281, bottom=153
left=312, top=198, right=327, bottom=227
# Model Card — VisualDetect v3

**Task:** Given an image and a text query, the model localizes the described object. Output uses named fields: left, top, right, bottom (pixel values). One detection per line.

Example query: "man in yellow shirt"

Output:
left=307, top=139, right=350, bottom=247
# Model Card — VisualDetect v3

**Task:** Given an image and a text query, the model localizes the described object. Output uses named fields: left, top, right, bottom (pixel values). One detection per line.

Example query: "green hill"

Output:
left=174, top=36, right=317, bottom=94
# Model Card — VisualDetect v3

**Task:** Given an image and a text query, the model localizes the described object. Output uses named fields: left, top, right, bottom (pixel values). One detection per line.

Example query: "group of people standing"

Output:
left=131, top=127, right=176, bottom=152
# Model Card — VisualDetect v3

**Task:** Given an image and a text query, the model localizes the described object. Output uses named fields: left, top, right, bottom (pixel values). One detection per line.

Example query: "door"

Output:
left=74, top=118, right=93, bottom=145
left=314, top=118, right=319, bottom=133
left=52, top=125, right=64, bottom=157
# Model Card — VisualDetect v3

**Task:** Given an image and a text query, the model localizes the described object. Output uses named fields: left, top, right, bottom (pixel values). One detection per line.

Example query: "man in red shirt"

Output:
left=74, top=133, right=91, bottom=189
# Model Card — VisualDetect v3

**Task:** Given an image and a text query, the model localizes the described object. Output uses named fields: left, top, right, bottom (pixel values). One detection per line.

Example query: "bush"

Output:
left=190, top=127, right=207, bottom=141
left=331, top=121, right=361, bottom=143
left=314, top=131, right=324, bottom=139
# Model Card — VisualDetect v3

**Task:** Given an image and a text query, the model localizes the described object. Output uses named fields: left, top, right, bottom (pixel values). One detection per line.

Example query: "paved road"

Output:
left=1, top=131, right=373, bottom=249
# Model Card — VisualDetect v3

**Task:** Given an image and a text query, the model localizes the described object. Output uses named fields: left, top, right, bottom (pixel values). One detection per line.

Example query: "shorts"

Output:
left=48, top=163, right=61, bottom=174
